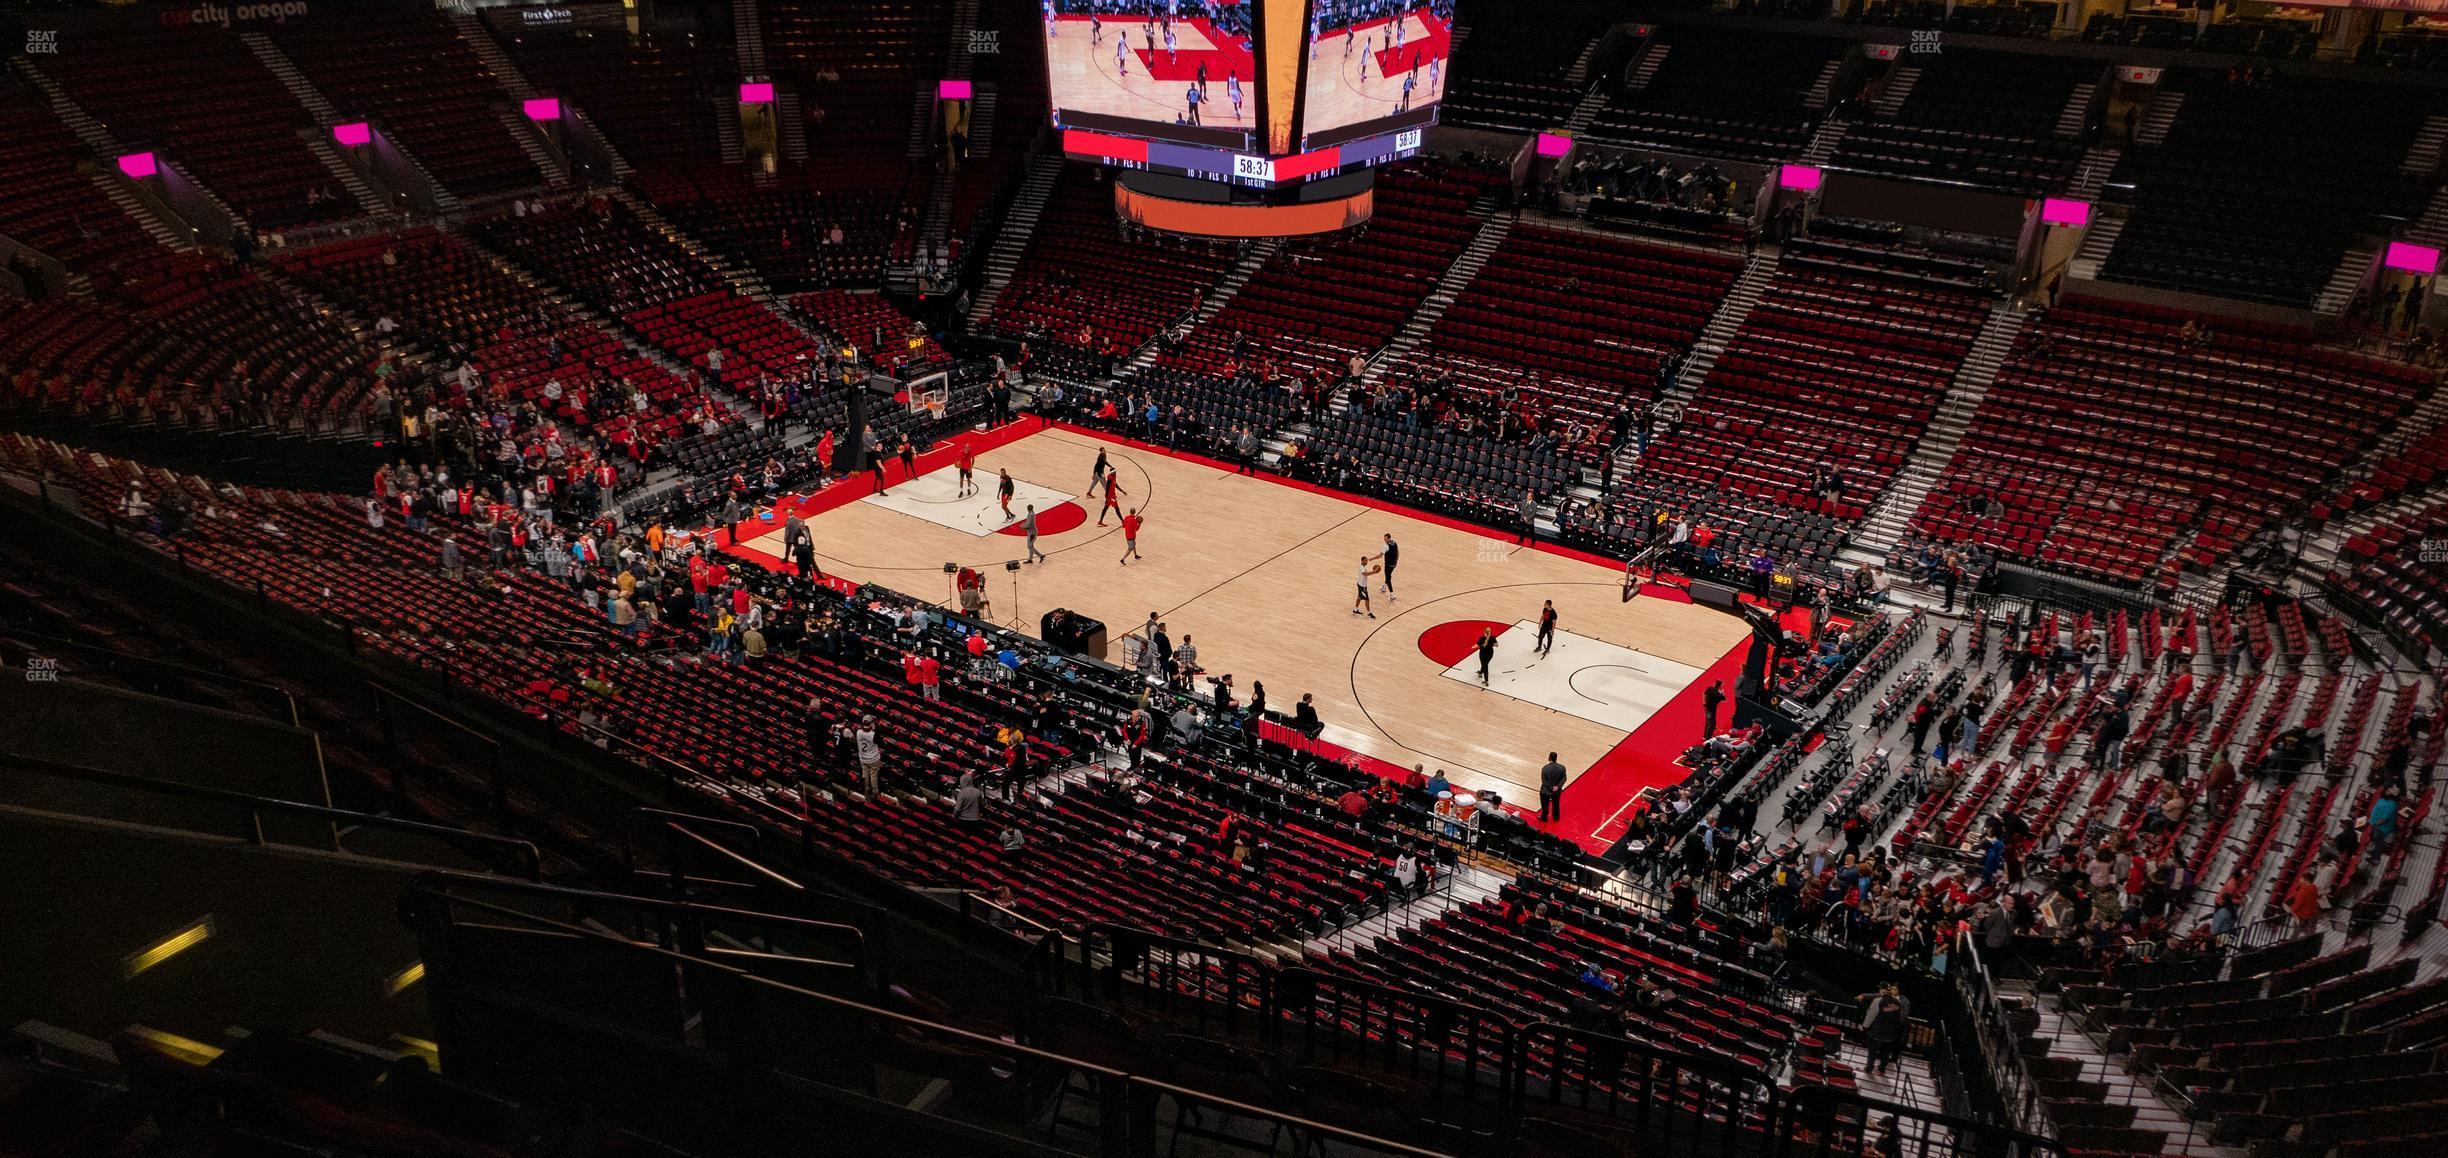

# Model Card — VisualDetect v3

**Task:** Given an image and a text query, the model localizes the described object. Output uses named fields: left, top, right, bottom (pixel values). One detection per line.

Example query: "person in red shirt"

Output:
left=1118, top=509, right=1143, bottom=564
left=918, top=650, right=942, bottom=701
left=965, top=629, right=990, bottom=677
left=731, top=586, right=752, bottom=618
left=1337, top=788, right=1368, bottom=818
left=2287, top=875, right=2322, bottom=931
left=956, top=445, right=977, bottom=498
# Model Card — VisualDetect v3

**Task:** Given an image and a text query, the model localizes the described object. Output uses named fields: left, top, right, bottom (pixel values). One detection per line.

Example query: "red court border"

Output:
left=709, top=417, right=1796, bottom=855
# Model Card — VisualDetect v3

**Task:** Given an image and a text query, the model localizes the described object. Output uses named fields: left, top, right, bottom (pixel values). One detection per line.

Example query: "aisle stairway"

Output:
left=8, top=58, right=195, bottom=248
left=1358, top=212, right=1516, bottom=387
left=2134, top=91, right=2184, bottom=146
left=2068, top=214, right=2126, bottom=280
left=2054, top=82, right=2096, bottom=138
left=964, top=154, right=1063, bottom=330
left=1118, top=238, right=1281, bottom=377
left=1656, top=251, right=1777, bottom=415
left=1843, top=299, right=2026, bottom=566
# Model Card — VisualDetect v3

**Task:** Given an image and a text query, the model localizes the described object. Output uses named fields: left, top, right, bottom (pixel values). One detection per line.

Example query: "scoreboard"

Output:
left=1061, top=123, right=1424, bottom=189
left=1041, top=0, right=1449, bottom=188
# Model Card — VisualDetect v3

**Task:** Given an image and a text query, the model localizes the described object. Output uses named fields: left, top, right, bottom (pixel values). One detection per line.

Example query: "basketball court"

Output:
left=720, top=422, right=1752, bottom=852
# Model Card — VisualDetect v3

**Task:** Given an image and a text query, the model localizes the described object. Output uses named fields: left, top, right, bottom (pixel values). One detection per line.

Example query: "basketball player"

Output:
left=897, top=436, right=917, bottom=482
left=1091, top=447, right=1110, bottom=493
left=1091, top=8, right=1102, bottom=42
left=956, top=444, right=977, bottom=497
left=1360, top=36, right=1372, bottom=80
left=1535, top=599, right=1557, bottom=656
left=1097, top=468, right=1127, bottom=525
left=1023, top=504, right=1047, bottom=563
left=1475, top=627, right=1497, bottom=685
left=997, top=468, right=1016, bottom=519
left=1379, top=532, right=1400, bottom=599
left=1115, top=33, right=1129, bottom=77
left=1118, top=508, right=1143, bottom=564
left=1352, top=553, right=1380, bottom=619
left=1162, top=24, right=1175, bottom=64
left=1227, top=71, right=1243, bottom=117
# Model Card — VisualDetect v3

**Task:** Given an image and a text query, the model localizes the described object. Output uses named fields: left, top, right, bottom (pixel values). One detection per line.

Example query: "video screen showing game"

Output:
left=1299, top=0, right=1450, bottom=148
left=1042, top=0, right=1259, bottom=148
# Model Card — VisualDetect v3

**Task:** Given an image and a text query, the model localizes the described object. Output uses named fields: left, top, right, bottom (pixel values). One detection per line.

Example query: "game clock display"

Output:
left=1043, top=0, right=1448, bottom=187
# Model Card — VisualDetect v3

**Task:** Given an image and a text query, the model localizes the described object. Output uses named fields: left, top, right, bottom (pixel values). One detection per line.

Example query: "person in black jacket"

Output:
left=1538, top=753, right=1567, bottom=822
left=1292, top=693, right=1322, bottom=738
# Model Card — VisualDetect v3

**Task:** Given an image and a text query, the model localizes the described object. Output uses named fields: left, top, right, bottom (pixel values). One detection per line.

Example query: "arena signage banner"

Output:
left=157, top=2, right=312, bottom=28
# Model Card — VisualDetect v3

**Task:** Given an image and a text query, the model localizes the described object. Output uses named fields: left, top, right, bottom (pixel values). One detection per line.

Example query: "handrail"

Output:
left=1954, top=932, right=2052, bottom=1139
left=405, top=878, right=1456, bottom=1158
left=910, top=885, right=1057, bottom=936
left=0, top=625, right=302, bottom=726
left=641, top=819, right=813, bottom=903
left=405, top=870, right=867, bottom=949
left=622, top=806, right=769, bottom=877
left=0, top=751, right=543, bottom=880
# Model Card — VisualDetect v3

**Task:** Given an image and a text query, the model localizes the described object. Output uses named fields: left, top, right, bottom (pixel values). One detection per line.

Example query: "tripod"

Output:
left=1006, top=563, right=1024, bottom=632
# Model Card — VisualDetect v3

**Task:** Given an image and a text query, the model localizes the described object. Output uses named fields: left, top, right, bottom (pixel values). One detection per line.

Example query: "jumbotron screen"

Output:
left=1044, top=0, right=1445, bottom=187
left=1299, top=0, right=1451, bottom=150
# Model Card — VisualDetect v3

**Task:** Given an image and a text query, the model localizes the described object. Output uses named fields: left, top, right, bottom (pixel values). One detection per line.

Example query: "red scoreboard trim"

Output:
left=1061, top=129, right=1151, bottom=164
left=1272, top=148, right=1340, bottom=182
